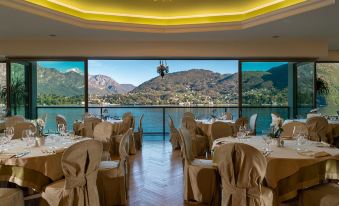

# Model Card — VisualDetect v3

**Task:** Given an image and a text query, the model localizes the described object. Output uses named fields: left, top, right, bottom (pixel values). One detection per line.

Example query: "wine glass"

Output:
left=57, top=124, right=66, bottom=136
left=262, top=130, right=273, bottom=152
left=4, top=127, right=14, bottom=144
left=292, top=126, right=301, bottom=139
left=22, top=129, right=33, bottom=147
left=296, top=132, right=307, bottom=151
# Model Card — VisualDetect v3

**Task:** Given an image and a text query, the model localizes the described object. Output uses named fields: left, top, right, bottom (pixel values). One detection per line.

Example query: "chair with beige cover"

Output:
left=234, top=117, right=248, bottom=134
left=113, top=114, right=136, bottom=156
left=134, top=114, right=144, bottom=150
left=306, top=116, right=329, bottom=143
left=97, top=129, right=131, bottom=206
left=281, top=122, right=308, bottom=139
left=82, top=117, right=102, bottom=138
left=41, top=140, right=102, bottom=206
left=299, top=183, right=339, bottom=206
left=56, top=114, right=67, bottom=130
left=169, top=115, right=181, bottom=150
left=249, top=113, right=258, bottom=135
left=179, top=127, right=219, bottom=206
left=224, top=112, right=233, bottom=120
left=182, top=116, right=208, bottom=157
left=210, top=122, right=233, bottom=147
left=183, top=112, right=195, bottom=119
left=93, top=121, right=114, bottom=161
left=0, top=188, right=24, bottom=206
left=13, top=122, right=36, bottom=139
left=5, top=115, right=25, bottom=128
left=213, top=143, right=273, bottom=206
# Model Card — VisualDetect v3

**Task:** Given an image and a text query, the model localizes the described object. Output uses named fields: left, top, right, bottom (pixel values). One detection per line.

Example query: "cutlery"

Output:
left=15, top=151, right=30, bottom=158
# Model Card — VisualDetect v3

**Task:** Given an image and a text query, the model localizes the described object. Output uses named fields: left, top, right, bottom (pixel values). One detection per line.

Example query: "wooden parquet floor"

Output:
left=128, top=139, right=201, bottom=206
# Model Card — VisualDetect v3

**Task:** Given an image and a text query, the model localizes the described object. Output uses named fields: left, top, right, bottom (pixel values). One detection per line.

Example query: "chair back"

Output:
left=281, top=122, right=308, bottom=138
left=13, top=122, right=36, bottom=139
left=249, top=114, right=258, bottom=135
left=5, top=116, right=25, bottom=128
left=169, top=115, right=181, bottom=148
left=84, top=117, right=102, bottom=138
left=61, top=140, right=102, bottom=206
left=117, top=128, right=132, bottom=176
left=93, top=122, right=113, bottom=160
left=122, top=112, right=132, bottom=120
left=306, top=116, right=329, bottom=142
left=40, top=113, right=48, bottom=123
left=306, top=113, right=321, bottom=119
left=181, top=116, right=197, bottom=131
left=138, top=114, right=144, bottom=132
left=211, top=122, right=233, bottom=141
left=235, top=117, right=248, bottom=131
left=183, top=112, right=195, bottom=119
left=56, top=115, right=67, bottom=129
left=121, top=114, right=133, bottom=134
left=213, top=143, right=267, bottom=206
left=224, top=112, right=233, bottom=120
left=179, top=127, right=195, bottom=163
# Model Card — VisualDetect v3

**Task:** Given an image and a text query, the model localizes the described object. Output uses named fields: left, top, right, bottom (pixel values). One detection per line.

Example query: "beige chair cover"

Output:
left=0, top=188, right=24, bottom=206
left=134, top=114, right=144, bottom=150
left=224, top=112, right=233, bottom=120
left=56, top=114, right=67, bottom=130
left=182, top=116, right=208, bottom=157
left=169, top=115, right=181, bottom=150
left=122, top=112, right=132, bottom=120
left=93, top=121, right=114, bottom=161
left=213, top=143, right=273, bottom=206
left=179, top=128, right=219, bottom=205
left=210, top=122, right=233, bottom=147
left=281, top=122, right=308, bottom=139
left=112, top=114, right=136, bottom=155
left=120, top=114, right=133, bottom=134
left=183, top=112, right=195, bottom=119
left=41, top=140, right=103, bottom=206
left=83, top=117, right=102, bottom=138
left=97, top=129, right=131, bottom=206
left=299, top=183, right=339, bottom=206
left=235, top=117, right=248, bottom=133
left=249, top=114, right=258, bottom=135
left=5, top=115, right=25, bottom=128
left=13, top=122, right=36, bottom=139
left=306, top=116, right=329, bottom=143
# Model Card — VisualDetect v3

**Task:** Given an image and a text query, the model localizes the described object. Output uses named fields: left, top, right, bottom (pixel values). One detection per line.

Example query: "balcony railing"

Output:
left=37, top=105, right=290, bottom=139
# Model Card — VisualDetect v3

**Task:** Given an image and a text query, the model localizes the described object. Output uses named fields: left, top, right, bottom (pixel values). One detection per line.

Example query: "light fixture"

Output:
left=157, top=60, right=169, bottom=78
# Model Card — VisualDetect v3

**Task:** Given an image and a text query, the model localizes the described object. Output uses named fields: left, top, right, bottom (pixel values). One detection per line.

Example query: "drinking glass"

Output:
left=22, top=130, right=33, bottom=147
left=4, top=127, right=14, bottom=144
left=262, top=130, right=273, bottom=152
left=296, top=132, right=307, bottom=151
left=292, top=126, right=301, bottom=139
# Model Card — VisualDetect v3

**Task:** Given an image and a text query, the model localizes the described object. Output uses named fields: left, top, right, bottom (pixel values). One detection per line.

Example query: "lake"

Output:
left=37, top=106, right=291, bottom=136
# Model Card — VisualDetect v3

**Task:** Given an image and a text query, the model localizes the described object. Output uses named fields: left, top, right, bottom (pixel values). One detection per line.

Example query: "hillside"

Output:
left=88, top=74, right=135, bottom=95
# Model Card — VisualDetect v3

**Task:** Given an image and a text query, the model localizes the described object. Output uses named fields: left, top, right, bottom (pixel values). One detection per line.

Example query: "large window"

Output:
left=296, top=62, right=315, bottom=117
left=241, top=62, right=289, bottom=133
left=316, top=63, right=339, bottom=115
left=36, top=61, right=85, bottom=131
left=88, top=60, right=239, bottom=133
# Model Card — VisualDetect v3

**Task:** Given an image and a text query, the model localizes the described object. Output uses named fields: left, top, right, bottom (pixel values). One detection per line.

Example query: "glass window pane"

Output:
left=316, top=63, right=339, bottom=115
left=10, top=62, right=29, bottom=117
left=88, top=60, right=239, bottom=134
left=0, top=63, right=6, bottom=106
left=296, top=63, right=315, bottom=117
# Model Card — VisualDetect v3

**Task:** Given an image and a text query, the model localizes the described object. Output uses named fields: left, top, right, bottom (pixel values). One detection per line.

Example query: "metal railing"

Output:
left=36, top=105, right=290, bottom=139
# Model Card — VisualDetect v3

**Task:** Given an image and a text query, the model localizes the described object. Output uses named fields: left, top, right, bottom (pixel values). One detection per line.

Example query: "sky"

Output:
left=38, top=61, right=85, bottom=73
left=37, top=60, right=288, bottom=86
left=88, top=60, right=239, bottom=86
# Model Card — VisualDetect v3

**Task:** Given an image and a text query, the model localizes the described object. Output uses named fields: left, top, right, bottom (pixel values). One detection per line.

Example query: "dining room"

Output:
left=0, top=0, right=339, bottom=206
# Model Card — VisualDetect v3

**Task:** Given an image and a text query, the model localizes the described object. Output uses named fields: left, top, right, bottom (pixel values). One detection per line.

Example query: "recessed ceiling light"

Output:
left=48, top=34, right=57, bottom=37
left=272, top=35, right=280, bottom=39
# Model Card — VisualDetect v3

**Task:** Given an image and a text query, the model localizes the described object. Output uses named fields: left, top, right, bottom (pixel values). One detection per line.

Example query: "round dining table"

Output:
left=0, top=135, right=90, bottom=192
left=196, top=119, right=237, bottom=137
left=212, top=136, right=339, bottom=205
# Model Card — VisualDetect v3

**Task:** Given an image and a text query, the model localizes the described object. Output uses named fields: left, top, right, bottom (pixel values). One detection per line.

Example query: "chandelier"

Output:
left=157, top=60, right=169, bottom=78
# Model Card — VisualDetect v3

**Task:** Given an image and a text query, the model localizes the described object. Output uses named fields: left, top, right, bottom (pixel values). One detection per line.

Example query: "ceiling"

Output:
left=0, top=0, right=338, bottom=51
left=0, top=0, right=334, bottom=32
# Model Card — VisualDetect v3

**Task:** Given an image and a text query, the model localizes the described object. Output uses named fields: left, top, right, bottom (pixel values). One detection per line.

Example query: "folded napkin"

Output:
left=298, top=151, right=331, bottom=158
left=0, top=154, right=15, bottom=160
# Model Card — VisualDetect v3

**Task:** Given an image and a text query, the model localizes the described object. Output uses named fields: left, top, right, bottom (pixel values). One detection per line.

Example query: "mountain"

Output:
left=37, top=66, right=84, bottom=96
left=66, top=68, right=82, bottom=74
left=88, top=75, right=135, bottom=95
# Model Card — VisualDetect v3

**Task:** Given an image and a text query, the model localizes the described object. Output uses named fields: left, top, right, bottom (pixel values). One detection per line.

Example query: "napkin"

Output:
left=298, top=151, right=331, bottom=158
